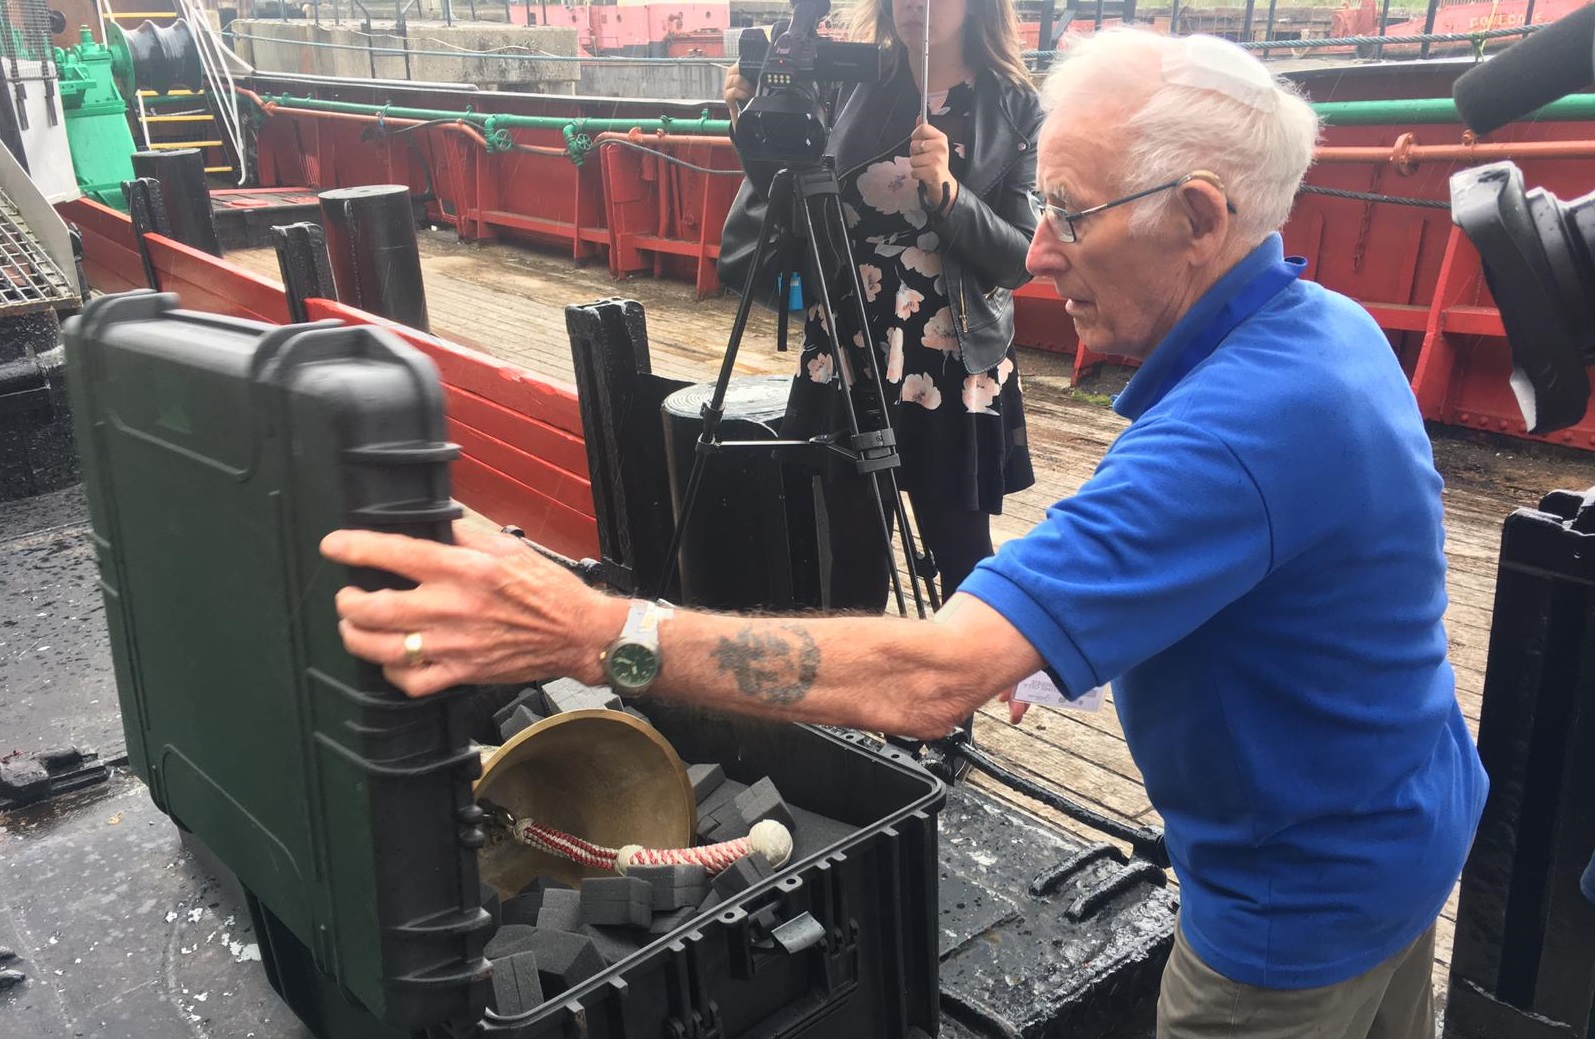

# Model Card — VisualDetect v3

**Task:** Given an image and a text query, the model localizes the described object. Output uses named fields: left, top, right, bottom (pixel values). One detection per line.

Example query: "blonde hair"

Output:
left=846, top=0, right=1032, bottom=89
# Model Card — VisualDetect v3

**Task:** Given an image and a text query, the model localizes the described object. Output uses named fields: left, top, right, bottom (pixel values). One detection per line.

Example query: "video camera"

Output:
left=732, top=0, right=886, bottom=191
left=1448, top=3, right=1595, bottom=434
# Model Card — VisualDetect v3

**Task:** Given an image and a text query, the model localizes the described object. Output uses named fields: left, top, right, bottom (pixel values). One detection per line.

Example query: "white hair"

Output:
left=1039, top=29, right=1320, bottom=244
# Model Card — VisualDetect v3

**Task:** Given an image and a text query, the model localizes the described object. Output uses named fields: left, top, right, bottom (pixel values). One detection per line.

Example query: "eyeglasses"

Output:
left=1028, top=171, right=1238, bottom=244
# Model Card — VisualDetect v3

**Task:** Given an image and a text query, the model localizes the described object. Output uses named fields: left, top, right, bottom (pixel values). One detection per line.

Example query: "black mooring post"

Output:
left=317, top=185, right=430, bottom=332
left=270, top=222, right=336, bottom=325
left=121, top=177, right=172, bottom=291
left=1443, top=488, right=1595, bottom=1039
left=565, top=297, right=689, bottom=598
left=131, top=148, right=223, bottom=257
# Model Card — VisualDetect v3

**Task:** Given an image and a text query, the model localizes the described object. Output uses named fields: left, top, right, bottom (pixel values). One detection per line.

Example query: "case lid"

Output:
left=64, top=291, right=492, bottom=1030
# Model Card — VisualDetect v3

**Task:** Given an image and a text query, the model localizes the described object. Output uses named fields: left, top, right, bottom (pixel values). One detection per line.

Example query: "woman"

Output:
left=719, top=0, right=1041, bottom=615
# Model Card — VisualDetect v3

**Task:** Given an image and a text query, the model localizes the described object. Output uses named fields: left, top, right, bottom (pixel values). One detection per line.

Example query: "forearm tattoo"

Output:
left=711, top=623, right=820, bottom=705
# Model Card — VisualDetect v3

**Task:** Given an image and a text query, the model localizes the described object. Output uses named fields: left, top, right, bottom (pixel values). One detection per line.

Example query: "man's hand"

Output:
left=995, top=685, right=1031, bottom=725
left=723, top=64, right=753, bottom=128
left=909, top=122, right=959, bottom=215
left=320, top=522, right=625, bottom=698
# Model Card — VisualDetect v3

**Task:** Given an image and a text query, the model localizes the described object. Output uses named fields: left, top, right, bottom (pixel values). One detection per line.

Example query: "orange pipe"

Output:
left=594, top=130, right=733, bottom=150
left=1315, top=132, right=1595, bottom=174
left=237, top=89, right=564, bottom=157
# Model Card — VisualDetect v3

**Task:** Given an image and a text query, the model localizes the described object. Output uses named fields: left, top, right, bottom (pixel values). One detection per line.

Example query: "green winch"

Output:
left=56, top=26, right=136, bottom=208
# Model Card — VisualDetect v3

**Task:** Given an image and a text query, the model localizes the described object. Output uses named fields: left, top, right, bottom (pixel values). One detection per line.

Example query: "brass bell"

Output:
left=473, top=708, right=698, bottom=898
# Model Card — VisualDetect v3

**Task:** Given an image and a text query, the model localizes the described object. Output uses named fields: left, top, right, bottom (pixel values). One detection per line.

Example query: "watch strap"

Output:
left=620, top=599, right=674, bottom=647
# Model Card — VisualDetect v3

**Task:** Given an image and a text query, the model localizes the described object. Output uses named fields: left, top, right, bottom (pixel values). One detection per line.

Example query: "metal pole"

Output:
left=1241, top=0, right=1257, bottom=42
left=1039, top=0, right=1055, bottom=48
left=1524, top=0, right=1538, bottom=26
left=1262, top=0, right=1278, bottom=57
left=1376, top=0, right=1393, bottom=58
left=1169, top=0, right=1181, bottom=35
left=0, top=71, right=25, bottom=172
left=1420, top=0, right=1440, bottom=59
left=1093, top=0, right=1103, bottom=30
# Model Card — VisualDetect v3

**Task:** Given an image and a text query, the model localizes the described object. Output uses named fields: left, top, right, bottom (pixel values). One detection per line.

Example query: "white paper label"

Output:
left=1012, top=670, right=1106, bottom=712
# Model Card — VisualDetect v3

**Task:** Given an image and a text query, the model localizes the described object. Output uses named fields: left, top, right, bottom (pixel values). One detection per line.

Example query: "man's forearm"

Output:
left=320, top=527, right=1041, bottom=724
left=576, top=594, right=1036, bottom=739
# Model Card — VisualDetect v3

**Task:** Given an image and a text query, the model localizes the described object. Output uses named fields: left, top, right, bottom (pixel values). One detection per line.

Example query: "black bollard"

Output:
left=121, top=176, right=171, bottom=290
left=271, top=222, right=336, bottom=325
left=659, top=374, right=820, bottom=612
left=131, top=149, right=222, bottom=257
left=1444, top=487, right=1595, bottom=1039
left=318, top=185, right=430, bottom=333
left=566, top=298, right=689, bottom=598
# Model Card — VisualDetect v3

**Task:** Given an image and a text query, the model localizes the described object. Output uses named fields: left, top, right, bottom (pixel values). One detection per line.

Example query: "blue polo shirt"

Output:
left=961, top=234, right=1487, bottom=989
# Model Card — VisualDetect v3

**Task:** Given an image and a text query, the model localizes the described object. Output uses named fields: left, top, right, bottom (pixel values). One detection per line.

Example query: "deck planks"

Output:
left=228, top=233, right=1595, bottom=1005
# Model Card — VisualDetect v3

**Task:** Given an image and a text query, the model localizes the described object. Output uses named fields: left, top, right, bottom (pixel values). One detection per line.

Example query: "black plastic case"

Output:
left=63, top=290, right=947, bottom=1039
left=64, top=291, right=493, bottom=1031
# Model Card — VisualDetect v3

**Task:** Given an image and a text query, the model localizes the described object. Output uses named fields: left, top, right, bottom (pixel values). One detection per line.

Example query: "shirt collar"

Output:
left=1113, top=233, right=1290, bottom=422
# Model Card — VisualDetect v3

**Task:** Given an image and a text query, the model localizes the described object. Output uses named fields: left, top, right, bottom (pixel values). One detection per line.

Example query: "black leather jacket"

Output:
left=718, top=58, right=1044, bottom=375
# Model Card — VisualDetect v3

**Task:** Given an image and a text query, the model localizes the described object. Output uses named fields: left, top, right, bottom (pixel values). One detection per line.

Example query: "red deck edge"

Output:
left=60, top=197, right=602, bottom=560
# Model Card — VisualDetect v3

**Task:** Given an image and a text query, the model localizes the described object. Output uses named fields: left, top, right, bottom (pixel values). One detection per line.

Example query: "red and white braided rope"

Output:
left=514, top=818, right=792, bottom=875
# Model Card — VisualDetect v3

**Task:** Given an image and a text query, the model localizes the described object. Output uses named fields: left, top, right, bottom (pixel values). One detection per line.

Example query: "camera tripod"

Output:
left=650, top=160, right=939, bottom=618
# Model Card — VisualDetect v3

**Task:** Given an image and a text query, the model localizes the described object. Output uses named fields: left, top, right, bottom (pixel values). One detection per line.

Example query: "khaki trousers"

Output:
left=1157, top=918, right=1438, bottom=1039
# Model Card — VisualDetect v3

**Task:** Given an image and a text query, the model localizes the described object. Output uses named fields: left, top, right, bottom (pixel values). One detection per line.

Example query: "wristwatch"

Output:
left=600, top=600, right=675, bottom=698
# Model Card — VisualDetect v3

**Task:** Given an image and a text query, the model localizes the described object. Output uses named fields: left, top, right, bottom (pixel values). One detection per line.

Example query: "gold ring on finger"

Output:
left=403, top=631, right=426, bottom=668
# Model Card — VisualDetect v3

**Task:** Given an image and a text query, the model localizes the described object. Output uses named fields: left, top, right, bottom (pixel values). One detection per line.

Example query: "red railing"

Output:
left=100, top=80, right=1595, bottom=451
left=60, top=198, right=602, bottom=559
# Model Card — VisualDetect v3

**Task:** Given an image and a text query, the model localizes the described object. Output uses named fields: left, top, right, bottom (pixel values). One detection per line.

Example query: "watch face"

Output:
left=608, top=641, right=659, bottom=692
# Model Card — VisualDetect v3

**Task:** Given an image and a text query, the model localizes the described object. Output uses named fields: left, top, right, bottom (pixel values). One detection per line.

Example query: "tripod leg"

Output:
left=793, top=197, right=912, bottom=618
left=798, top=181, right=939, bottom=618
left=822, top=191, right=940, bottom=616
left=651, top=169, right=798, bottom=602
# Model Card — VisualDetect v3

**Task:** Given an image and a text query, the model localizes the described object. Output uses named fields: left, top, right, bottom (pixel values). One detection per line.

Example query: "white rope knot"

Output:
left=515, top=817, right=794, bottom=876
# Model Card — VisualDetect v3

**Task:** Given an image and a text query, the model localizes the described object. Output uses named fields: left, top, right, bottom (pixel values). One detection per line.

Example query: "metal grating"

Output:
left=0, top=187, right=78, bottom=315
left=0, top=0, right=61, bottom=128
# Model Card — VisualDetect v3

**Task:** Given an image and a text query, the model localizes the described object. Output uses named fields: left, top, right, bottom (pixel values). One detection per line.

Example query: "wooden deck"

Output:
left=229, top=233, right=1595, bottom=1004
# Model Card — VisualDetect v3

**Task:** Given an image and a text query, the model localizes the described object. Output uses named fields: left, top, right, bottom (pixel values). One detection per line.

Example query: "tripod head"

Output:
left=733, top=0, right=886, bottom=197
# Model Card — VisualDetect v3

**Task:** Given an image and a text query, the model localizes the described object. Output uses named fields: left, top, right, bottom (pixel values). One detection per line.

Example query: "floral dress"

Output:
left=784, top=79, right=1033, bottom=515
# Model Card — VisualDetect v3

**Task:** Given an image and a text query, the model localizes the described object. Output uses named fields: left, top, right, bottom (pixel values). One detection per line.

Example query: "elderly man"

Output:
left=323, top=29, right=1486, bottom=1039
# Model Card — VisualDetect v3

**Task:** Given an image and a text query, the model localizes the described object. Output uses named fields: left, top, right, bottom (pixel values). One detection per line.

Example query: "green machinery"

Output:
left=56, top=26, right=136, bottom=208
left=52, top=17, right=207, bottom=208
